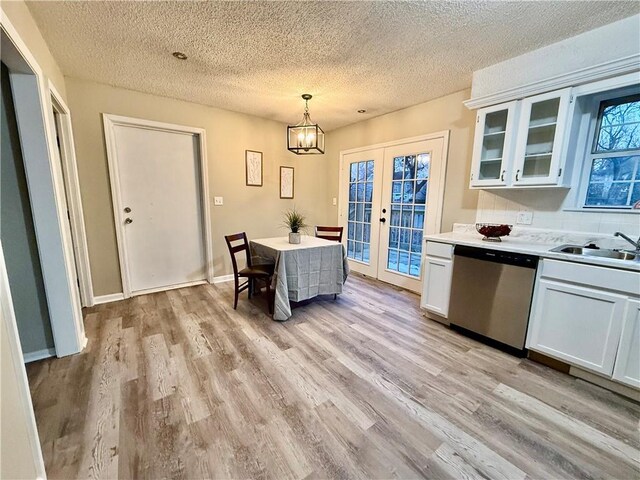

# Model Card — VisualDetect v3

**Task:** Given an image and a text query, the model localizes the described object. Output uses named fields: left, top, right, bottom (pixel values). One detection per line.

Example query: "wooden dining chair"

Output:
left=315, top=226, right=344, bottom=242
left=224, top=232, right=275, bottom=313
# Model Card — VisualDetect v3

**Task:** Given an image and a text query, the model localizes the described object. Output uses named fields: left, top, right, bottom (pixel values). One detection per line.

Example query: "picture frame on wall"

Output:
left=245, top=150, right=263, bottom=186
left=280, top=166, right=294, bottom=199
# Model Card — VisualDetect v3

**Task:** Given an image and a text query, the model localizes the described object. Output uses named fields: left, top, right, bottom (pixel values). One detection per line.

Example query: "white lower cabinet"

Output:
left=612, top=299, right=640, bottom=388
left=527, top=259, right=640, bottom=388
left=421, top=242, right=454, bottom=318
left=527, top=279, right=626, bottom=375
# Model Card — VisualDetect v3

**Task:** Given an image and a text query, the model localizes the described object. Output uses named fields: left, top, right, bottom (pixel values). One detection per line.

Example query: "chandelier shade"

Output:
left=287, top=94, right=325, bottom=155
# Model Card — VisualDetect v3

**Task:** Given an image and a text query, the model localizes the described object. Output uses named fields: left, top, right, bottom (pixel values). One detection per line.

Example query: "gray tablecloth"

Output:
left=250, top=236, right=349, bottom=321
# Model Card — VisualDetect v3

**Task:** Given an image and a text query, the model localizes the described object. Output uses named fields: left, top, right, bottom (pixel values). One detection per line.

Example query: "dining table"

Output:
left=250, top=236, right=349, bottom=321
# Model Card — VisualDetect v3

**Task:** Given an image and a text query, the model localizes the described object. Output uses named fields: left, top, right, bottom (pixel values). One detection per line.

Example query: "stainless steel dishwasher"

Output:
left=448, top=245, right=539, bottom=355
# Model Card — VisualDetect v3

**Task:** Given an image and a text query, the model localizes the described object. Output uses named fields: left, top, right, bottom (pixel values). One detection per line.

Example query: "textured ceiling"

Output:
left=27, top=1, right=640, bottom=131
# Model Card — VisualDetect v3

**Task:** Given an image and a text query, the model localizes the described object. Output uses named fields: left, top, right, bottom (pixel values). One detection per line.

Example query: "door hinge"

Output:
left=569, top=95, right=574, bottom=104
left=558, top=167, right=563, bottom=177
left=476, top=115, right=480, bottom=124
left=470, top=173, right=474, bottom=181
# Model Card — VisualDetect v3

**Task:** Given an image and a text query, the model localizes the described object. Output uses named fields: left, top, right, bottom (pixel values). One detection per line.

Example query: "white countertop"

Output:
left=425, top=230, right=640, bottom=272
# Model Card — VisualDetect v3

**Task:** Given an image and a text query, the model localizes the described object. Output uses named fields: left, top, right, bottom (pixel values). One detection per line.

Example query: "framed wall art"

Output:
left=245, top=150, right=263, bottom=186
left=280, top=166, right=294, bottom=199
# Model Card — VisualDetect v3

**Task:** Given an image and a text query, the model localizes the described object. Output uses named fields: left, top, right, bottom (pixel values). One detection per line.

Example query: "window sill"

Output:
left=563, top=207, right=640, bottom=214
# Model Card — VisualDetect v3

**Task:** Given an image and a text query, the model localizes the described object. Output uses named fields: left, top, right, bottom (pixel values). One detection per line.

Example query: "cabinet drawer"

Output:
left=425, top=241, right=454, bottom=259
left=541, top=259, right=639, bottom=296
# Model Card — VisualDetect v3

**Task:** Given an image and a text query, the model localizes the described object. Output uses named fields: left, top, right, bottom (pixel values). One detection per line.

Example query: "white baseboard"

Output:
left=213, top=274, right=234, bottom=284
left=23, top=347, right=56, bottom=363
left=132, top=280, right=207, bottom=297
left=93, top=292, right=125, bottom=305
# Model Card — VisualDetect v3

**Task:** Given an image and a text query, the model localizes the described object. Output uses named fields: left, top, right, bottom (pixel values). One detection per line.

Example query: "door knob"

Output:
left=124, top=218, right=133, bottom=224
left=379, top=217, right=386, bottom=223
left=124, top=207, right=131, bottom=213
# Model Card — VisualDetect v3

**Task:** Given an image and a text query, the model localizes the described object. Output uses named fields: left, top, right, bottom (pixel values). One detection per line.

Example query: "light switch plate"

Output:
left=516, top=211, right=533, bottom=225
left=214, top=196, right=223, bottom=206
left=332, top=197, right=337, bottom=206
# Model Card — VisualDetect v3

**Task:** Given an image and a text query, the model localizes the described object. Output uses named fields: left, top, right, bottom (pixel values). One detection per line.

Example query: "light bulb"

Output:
left=306, top=132, right=315, bottom=147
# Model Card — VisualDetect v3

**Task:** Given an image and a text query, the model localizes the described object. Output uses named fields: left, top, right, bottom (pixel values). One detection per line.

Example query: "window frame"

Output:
left=592, top=93, right=640, bottom=154
left=575, top=85, right=640, bottom=211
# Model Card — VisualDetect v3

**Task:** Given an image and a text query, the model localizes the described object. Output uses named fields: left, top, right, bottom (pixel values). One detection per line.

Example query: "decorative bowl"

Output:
left=475, top=223, right=512, bottom=242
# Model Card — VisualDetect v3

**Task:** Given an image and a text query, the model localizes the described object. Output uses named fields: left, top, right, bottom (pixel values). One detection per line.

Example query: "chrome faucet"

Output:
left=614, top=232, right=640, bottom=253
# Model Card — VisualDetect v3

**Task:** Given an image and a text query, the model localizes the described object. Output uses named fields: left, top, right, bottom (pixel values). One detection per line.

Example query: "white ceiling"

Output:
left=28, top=1, right=639, bottom=131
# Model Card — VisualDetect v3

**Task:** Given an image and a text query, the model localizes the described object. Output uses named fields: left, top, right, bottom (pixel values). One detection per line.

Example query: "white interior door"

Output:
left=341, top=136, right=447, bottom=293
left=111, top=124, right=206, bottom=295
left=340, top=149, right=383, bottom=277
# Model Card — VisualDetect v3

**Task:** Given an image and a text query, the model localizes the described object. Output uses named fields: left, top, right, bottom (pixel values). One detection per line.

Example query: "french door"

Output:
left=340, top=136, right=447, bottom=293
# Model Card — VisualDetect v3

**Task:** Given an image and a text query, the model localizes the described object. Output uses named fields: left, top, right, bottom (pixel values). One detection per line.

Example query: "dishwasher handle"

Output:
left=454, top=244, right=538, bottom=269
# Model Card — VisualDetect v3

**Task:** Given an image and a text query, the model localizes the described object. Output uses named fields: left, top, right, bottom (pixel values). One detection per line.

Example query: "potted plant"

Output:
left=283, top=208, right=307, bottom=244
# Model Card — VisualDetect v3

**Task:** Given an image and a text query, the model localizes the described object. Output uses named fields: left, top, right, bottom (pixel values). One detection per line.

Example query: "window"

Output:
left=584, top=94, right=640, bottom=209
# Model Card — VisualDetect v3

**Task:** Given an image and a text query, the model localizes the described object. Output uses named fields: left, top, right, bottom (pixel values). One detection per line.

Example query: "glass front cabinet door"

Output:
left=469, top=101, right=519, bottom=188
left=512, top=88, right=573, bottom=186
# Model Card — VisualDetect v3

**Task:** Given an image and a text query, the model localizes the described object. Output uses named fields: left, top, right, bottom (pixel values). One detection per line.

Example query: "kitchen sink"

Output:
left=550, top=244, right=638, bottom=261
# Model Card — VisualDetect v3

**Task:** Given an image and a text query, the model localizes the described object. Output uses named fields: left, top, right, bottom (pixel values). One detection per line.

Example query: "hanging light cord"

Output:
left=298, top=98, right=313, bottom=127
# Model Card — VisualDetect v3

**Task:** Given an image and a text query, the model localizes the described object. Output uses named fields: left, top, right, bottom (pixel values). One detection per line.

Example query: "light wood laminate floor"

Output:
left=28, top=274, right=640, bottom=480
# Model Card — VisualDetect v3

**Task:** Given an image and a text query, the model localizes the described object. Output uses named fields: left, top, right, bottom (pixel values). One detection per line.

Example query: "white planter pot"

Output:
left=289, top=232, right=301, bottom=244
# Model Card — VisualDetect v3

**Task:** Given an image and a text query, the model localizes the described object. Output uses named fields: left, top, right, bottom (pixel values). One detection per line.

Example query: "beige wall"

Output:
left=65, top=77, right=330, bottom=296
left=324, top=89, right=477, bottom=233
left=1, top=0, right=67, bottom=99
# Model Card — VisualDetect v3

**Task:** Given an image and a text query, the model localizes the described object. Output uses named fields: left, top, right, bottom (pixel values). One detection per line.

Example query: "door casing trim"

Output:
left=49, top=82, right=95, bottom=307
left=103, top=114, right=214, bottom=298
left=1, top=10, right=86, bottom=358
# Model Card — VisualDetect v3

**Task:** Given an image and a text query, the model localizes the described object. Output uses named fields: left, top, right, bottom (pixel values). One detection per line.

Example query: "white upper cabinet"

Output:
left=469, top=88, right=574, bottom=189
left=469, top=101, right=519, bottom=188
left=512, top=88, right=573, bottom=186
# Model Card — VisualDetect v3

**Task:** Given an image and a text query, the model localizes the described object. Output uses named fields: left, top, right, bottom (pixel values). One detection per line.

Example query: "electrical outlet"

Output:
left=214, top=196, right=223, bottom=206
left=516, top=211, right=533, bottom=225
left=332, top=197, right=337, bottom=206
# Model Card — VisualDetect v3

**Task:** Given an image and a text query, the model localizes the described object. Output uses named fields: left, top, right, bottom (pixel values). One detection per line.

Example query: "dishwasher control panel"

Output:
left=454, top=245, right=538, bottom=269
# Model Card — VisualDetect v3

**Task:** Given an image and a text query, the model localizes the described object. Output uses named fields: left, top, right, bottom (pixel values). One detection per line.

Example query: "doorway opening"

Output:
left=50, top=86, right=94, bottom=307
left=1, top=24, right=85, bottom=359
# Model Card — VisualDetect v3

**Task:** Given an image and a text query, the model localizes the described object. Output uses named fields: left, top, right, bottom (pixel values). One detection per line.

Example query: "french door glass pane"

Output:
left=347, top=160, right=374, bottom=264
left=386, top=153, right=430, bottom=277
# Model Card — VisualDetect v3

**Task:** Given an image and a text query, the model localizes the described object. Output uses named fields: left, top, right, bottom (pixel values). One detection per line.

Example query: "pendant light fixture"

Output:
left=287, top=94, right=325, bottom=155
